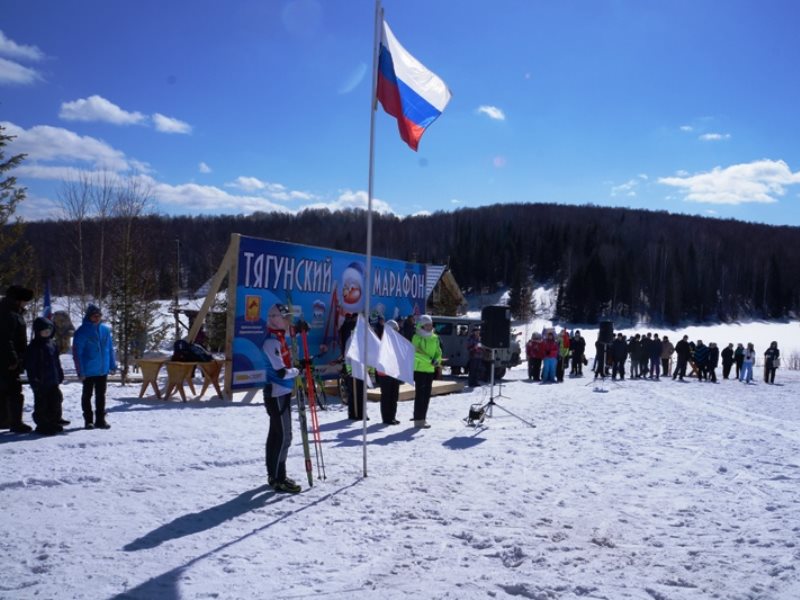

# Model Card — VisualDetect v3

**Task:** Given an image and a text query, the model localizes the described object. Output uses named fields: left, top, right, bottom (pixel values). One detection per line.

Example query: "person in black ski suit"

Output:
left=673, top=335, right=691, bottom=381
left=721, top=343, right=734, bottom=379
left=638, top=333, right=652, bottom=378
left=376, top=319, right=402, bottom=425
left=764, top=341, right=780, bottom=384
left=693, top=340, right=710, bottom=381
left=707, top=342, right=720, bottom=383
left=734, top=343, right=745, bottom=379
left=24, top=317, right=67, bottom=435
left=570, top=331, right=586, bottom=376
left=649, top=334, right=663, bottom=380
left=628, top=334, right=641, bottom=379
left=0, top=285, right=35, bottom=433
left=611, top=333, right=628, bottom=380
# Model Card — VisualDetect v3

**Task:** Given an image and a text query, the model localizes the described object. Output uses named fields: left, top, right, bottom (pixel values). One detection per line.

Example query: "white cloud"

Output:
left=0, top=31, right=44, bottom=61
left=299, top=189, right=393, bottom=215
left=15, top=192, right=62, bottom=222
left=139, top=175, right=290, bottom=214
left=477, top=105, right=506, bottom=121
left=1, top=121, right=135, bottom=172
left=638, top=174, right=648, bottom=180
left=680, top=125, right=693, bottom=132
left=0, top=56, right=41, bottom=85
left=153, top=113, right=192, bottom=134
left=198, top=162, right=212, bottom=174
left=450, top=198, right=462, bottom=205
left=699, top=132, right=731, bottom=142
left=59, top=95, right=146, bottom=125
left=611, top=179, right=640, bottom=197
left=658, top=159, right=800, bottom=205
left=226, top=176, right=315, bottom=201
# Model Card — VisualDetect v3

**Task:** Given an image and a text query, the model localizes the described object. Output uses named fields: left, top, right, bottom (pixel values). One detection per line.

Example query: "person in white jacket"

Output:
left=262, top=303, right=301, bottom=493
left=739, top=342, right=756, bottom=384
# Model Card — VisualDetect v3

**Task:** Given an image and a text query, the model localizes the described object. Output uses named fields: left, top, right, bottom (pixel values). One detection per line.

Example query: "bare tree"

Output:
left=90, top=171, right=119, bottom=301
left=57, top=171, right=92, bottom=308
left=107, top=177, right=155, bottom=383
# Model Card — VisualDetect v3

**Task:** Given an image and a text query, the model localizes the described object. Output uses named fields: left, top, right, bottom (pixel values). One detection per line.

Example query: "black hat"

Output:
left=6, top=285, right=33, bottom=302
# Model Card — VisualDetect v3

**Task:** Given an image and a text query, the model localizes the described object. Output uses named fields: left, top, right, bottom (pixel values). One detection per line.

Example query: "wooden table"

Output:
left=161, top=359, right=225, bottom=402
left=163, top=361, right=198, bottom=402
left=198, top=359, right=225, bottom=400
left=135, top=357, right=168, bottom=399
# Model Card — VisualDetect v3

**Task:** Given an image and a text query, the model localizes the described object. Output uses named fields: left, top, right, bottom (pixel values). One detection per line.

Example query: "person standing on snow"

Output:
left=412, top=315, right=441, bottom=429
left=541, top=330, right=559, bottom=383
left=673, top=335, right=691, bottom=381
left=763, top=341, right=780, bottom=384
left=525, top=332, right=543, bottom=381
left=262, top=303, right=302, bottom=493
left=72, top=304, right=117, bottom=430
left=24, top=317, right=67, bottom=435
left=707, top=342, right=720, bottom=383
left=721, top=343, right=735, bottom=379
left=740, top=343, right=756, bottom=384
left=376, top=319, right=402, bottom=425
left=660, top=335, right=674, bottom=377
left=570, top=330, right=586, bottom=377
left=734, top=343, right=745, bottom=380
left=0, top=285, right=35, bottom=433
left=466, top=326, right=483, bottom=387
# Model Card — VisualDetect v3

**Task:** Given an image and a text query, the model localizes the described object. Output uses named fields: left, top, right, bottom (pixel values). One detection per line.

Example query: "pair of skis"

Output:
left=288, top=317, right=326, bottom=487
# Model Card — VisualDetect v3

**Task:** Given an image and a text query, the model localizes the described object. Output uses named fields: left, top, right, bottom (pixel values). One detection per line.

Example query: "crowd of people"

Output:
left=525, top=327, right=782, bottom=385
left=1, top=285, right=117, bottom=436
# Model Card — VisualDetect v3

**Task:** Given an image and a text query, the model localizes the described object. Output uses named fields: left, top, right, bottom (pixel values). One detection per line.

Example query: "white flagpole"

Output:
left=362, top=0, right=383, bottom=478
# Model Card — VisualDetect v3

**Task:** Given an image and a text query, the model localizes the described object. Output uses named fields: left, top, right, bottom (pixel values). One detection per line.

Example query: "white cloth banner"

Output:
left=345, top=314, right=382, bottom=387
left=377, top=325, right=415, bottom=385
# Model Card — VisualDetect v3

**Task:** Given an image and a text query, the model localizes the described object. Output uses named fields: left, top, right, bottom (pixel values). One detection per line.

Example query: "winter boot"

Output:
left=269, top=477, right=301, bottom=494
left=413, top=420, right=431, bottom=429
left=84, top=421, right=95, bottom=430
left=95, top=420, right=111, bottom=430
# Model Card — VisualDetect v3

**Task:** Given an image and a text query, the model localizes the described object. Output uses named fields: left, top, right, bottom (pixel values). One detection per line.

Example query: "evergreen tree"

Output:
left=0, top=124, right=29, bottom=287
left=508, top=262, right=533, bottom=321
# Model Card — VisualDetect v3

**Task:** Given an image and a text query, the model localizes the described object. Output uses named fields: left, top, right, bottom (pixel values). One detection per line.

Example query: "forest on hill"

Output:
left=15, top=202, right=800, bottom=325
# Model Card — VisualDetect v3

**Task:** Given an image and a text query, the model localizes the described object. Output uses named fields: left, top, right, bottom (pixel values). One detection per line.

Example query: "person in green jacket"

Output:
left=412, top=315, right=442, bottom=429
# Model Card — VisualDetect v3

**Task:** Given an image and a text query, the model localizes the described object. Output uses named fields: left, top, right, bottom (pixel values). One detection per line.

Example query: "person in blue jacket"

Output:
left=72, top=304, right=117, bottom=429
left=25, top=317, right=67, bottom=435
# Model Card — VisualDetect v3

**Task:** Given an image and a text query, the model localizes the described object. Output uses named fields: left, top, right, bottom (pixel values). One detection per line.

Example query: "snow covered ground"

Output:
left=2, top=322, right=800, bottom=600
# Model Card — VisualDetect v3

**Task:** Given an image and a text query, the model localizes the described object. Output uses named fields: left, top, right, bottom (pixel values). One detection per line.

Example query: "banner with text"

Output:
left=231, top=235, right=426, bottom=390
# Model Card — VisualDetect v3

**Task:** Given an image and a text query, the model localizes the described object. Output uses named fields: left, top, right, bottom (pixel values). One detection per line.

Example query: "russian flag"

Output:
left=376, top=19, right=451, bottom=151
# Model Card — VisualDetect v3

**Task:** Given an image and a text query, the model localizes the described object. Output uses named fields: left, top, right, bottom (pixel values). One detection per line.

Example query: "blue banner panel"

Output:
left=231, top=236, right=426, bottom=390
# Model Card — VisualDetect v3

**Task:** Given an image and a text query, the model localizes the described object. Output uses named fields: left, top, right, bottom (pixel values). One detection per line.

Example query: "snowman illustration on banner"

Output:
left=341, top=261, right=365, bottom=315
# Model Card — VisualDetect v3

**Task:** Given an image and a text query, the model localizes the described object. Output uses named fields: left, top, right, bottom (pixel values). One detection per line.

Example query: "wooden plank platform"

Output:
left=323, top=379, right=464, bottom=401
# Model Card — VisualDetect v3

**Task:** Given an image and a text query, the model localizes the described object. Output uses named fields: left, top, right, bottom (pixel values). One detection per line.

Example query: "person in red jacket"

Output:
left=540, top=330, right=559, bottom=383
left=525, top=332, right=543, bottom=381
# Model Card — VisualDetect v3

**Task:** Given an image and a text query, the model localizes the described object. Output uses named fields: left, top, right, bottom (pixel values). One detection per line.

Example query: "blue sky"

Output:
left=2, top=0, right=800, bottom=225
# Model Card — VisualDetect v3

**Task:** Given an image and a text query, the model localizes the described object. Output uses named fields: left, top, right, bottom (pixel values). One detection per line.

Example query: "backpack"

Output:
left=172, top=340, right=213, bottom=362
